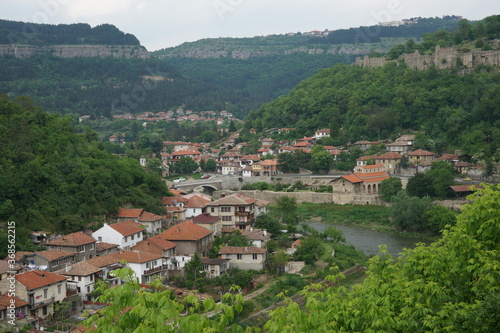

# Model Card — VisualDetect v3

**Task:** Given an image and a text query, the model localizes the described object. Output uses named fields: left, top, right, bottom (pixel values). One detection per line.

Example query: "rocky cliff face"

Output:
left=0, top=44, right=150, bottom=59
left=353, top=45, right=500, bottom=70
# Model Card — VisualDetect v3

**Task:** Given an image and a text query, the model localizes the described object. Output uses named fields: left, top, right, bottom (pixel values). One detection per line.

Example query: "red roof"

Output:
left=112, top=250, right=162, bottom=264
left=172, top=150, right=201, bottom=156
left=156, top=220, right=212, bottom=241
left=46, top=232, right=95, bottom=247
left=192, top=213, right=221, bottom=224
left=109, top=220, right=144, bottom=237
left=408, top=149, right=435, bottom=156
left=376, top=152, right=403, bottom=160
left=132, top=238, right=177, bottom=254
left=138, top=211, right=164, bottom=222
left=16, top=270, right=67, bottom=290
left=219, top=246, right=267, bottom=255
left=117, top=208, right=143, bottom=218
left=0, top=295, right=29, bottom=310
left=341, top=174, right=363, bottom=183
left=184, top=196, right=210, bottom=208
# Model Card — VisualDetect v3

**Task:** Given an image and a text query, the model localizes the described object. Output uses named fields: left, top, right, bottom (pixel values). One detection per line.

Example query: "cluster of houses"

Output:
left=0, top=191, right=273, bottom=329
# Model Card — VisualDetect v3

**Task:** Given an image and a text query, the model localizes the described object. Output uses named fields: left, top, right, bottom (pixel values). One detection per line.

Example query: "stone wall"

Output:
left=214, top=190, right=334, bottom=204
left=353, top=45, right=500, bottom=70
left=0, top=44, right=150, bottom=59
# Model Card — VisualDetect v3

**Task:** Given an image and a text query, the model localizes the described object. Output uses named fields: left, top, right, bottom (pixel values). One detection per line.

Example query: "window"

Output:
left=146, top=262, right=150, bottom=269
left=53, top=260, right=59, bottom=267
left=220, top=206, right=231, bottom=212
left=90, top=243, right=95, bottom=250
left=98, top=236, right=102, bottom=242
left=211, top=207, right=215, bottom=213
left=58, top=284, right=62, bottom=294
left=237, top=254, right=242, bottom=260
left=44, top=289, right=48, bottom=299
left=78, top=245, right=85, bottom=252
left=252, top=254, right=258, bottom=260
left=42, top=305, right=48, bottom=316
left=131, top=234, right=134, bottom=241
left=222, top=216, right=232, bottom=222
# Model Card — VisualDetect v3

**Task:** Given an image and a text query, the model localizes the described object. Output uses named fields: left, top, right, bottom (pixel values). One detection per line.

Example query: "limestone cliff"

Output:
left=0, top=44, right=150, bottom=59
left=352, top=45, right=500, bottom=70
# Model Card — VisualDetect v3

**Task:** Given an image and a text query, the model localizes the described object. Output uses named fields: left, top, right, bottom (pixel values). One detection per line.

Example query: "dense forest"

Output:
left=0, top=19, right=140, bottom=45
left=0, top=54, right=254, bottom=118
left=319, top=16, right=461, bottom=44
left=0, top=95, right=170, bottom=256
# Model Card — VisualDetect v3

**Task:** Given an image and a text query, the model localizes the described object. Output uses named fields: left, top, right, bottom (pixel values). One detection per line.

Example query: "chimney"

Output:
left=263, top=230, right=267, bottom=236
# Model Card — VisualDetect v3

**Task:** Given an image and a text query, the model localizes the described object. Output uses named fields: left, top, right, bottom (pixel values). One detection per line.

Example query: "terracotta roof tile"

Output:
left=0, top=295, right=29, bottom=310
left=207, top=193, right=257, bottom=206
left=192, top=213, right=221, bottom=224
left=35, top=249, right=75, bottom=261
left=408, top=149, right=435, bottom=156
left=109, top=220, right=144, bottom=237
left=376, top=152, right=403, bottom=159
left=117, top=208, right=144, bottom=218
left=341, top=174, right=363, bottom=183
left=160, top=196, right=188, bottom=205
left=138, top=211, right=164, bottom=222
left=85, top=254, right=122, bottom=268
left=16, top=270, right=67, bottom=290
left=96, top=242, right=119, bottom=251
left=55, top=261, right=102, bottom=276
left=184, top=196, right=210, bottom=208
left=112, top=250, right=162, bottom=263
left=132, top=238, right=177, bottom=254
left=156, top=220, right=212, bottom=241
left=46, top=232, right=96, bottom=247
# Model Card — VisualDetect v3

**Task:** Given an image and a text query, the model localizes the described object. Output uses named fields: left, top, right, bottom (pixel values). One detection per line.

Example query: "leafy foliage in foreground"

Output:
left=0, top=96, right=169, bottom=238
left=83, top=185, right=499, bottom=332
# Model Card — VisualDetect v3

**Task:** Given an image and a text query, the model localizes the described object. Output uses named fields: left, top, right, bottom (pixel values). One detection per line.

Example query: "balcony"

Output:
left=144, top=264, right=168, bottom=276
left=30, top=296, right=56, bottom=309
left=235, top=211, right=252, bottom=216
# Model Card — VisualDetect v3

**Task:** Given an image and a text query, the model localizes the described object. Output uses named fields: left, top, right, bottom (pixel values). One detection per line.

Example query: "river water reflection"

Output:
left=305, top=221, right=431, bottom=258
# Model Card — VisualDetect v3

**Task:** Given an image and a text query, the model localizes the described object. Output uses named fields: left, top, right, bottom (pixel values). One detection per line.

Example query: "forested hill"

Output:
left=244, top=62, right=500, bottom=158
left=0, top=95, right=170, bottom=254
left=154, top=17, right=460, bottom=59
left=0, top=19, right=140, bottom=46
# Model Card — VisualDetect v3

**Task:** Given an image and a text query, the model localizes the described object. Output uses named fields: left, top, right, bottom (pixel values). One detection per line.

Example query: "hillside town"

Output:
left=1, top=113, right=489, bottom=331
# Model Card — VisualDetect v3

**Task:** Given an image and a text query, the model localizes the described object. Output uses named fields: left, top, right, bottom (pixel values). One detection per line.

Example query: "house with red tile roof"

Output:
left=0, top=270, right=68, bottom=319
left=258, top=159, right=279, bottom=176
left=191, top=213, right=222, bottom=236
left=16, top=249, right=77, bottom=272
left=96, top=242, right=119, bottom=257
left=201, top=258, right=230, bottom=278
left=55, top=261, right=103, bottom=301
left=407, top=149, right=436, bottom=165
left=375, top=152, right=403, bottom=173
left=331, top=164, right=390, bottom=205
left=115, top=208, right=165, bottom=235
left=206, top=193, right=259, bottom=230
left=112, top=250, right=166, bottom=284
left=92, top=220, right=144, bottom=250
left=313, top=128, right=331, bottom=140
left=85, top=254, right=124, bottom=285
left=0, top=294, right=31, bottom=327
left=44, top=232, right=96, bottom=261
left=218, top=246, right=267, bottom=270
left=155, top=220, right=213, bottom=257
left=132, top=238, right=177, bottom=262
left=184, top=196, right=210, bottom=218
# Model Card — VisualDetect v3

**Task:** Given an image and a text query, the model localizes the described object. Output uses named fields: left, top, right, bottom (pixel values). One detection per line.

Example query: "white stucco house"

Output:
left=92, top=220, right=144, bottom=250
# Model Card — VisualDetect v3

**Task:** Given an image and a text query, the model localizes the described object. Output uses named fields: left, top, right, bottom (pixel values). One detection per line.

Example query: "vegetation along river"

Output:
left=305, top=221, right=430, bottom=258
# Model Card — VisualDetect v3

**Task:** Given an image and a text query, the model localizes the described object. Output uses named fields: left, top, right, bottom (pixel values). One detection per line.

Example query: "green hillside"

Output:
left=245, top=62, right=500, bottom=157
left=0, top=19, right=140, bottom=45
left=0, top=95, right=170, bottom=254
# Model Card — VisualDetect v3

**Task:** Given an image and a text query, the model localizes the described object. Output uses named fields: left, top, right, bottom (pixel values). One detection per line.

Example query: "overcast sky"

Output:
left=2, top=1, right=500, bottom=51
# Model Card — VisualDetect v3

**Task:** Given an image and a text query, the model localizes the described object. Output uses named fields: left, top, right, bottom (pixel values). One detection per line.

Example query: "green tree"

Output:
left=203, top=159, right=217, bottom=172
left=184, top=252, right=205, bottom=290
left=391, top=191, right=433, bottom=231
left=172, top=156, right=198, bottom=174
left=145, top=158, right=162, bottom=175
left=379, top=177, right=403, bottom=201
left=277, top=152, right=298, bottom=173
left=406, top=172, right=435, bottom=198
left=427, top=160, right=455, bottom=198
left=275, top=196, right=298, bottom=225
left=425, top=205, right=457, bottom=234
left=310, top=145, right=334, bottom=174
left=293, top=236, right=324, bottom=265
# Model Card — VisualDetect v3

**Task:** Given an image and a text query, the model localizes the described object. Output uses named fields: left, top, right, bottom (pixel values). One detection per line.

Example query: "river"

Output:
left=305, top=221, right=431, bottom=258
